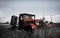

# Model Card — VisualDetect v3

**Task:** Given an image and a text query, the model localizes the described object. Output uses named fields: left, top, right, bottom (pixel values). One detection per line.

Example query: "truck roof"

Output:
left=20, top=13, right=35, bottom=16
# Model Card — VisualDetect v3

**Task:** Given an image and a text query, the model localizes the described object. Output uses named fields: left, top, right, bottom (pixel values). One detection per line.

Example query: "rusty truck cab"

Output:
left=18, top=13, right=37, bottom=32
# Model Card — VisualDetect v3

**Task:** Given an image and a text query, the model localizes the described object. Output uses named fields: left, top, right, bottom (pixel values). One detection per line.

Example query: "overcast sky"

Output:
left=0, top=0, right=60, bottom=23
